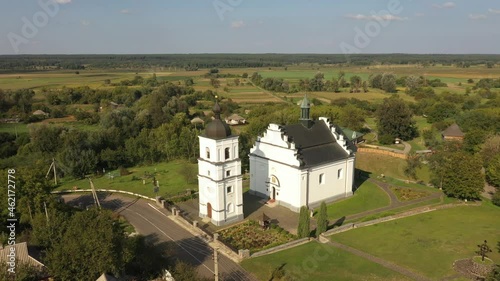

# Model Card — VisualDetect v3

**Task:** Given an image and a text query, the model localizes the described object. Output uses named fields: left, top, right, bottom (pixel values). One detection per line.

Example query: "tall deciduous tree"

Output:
left=376, top=97, right=418, bottom=143
left=316, top=201, right=328, bottom=237
left=486, top=154, right=500, bottom=188
left=44, top=209, right=126, bottom=280
left=429, top=149, right=484, bottom=200
left=297, top=206, right=310, bottom=238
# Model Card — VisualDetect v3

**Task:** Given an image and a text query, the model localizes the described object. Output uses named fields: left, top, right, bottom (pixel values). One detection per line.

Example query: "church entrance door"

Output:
left=271, top=187, right=276, bottom=200
left=207, top=203, right=212, bottom=218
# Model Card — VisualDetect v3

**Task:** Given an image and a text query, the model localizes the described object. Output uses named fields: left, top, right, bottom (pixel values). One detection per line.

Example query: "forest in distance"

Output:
left=1, top=53, right=500, bottom=72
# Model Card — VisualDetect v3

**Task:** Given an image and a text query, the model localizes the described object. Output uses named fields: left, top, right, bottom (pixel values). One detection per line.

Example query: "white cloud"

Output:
left=231, top=20, right=245, bottom=29
left=345, top=14, right=408, bottom=21
left=120, top=9, right=131, bottom=14
left=433, top=2, right=456, bottom=9
left=54, top=0, right=71, bottom=4
left=81, top=20, right=90, bottom=26
left=469, top=14, right=487, bottom=20
left=489, top=8, right=500, bottom=14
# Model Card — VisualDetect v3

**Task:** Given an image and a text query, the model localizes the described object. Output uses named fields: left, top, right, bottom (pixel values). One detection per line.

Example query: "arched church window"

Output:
left=225, top=147, right=230, bottom=160
left=206, top=147, right=210, bottom=159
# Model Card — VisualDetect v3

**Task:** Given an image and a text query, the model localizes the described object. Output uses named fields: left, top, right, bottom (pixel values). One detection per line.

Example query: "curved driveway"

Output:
left=62, top=193, right=257, bottom=281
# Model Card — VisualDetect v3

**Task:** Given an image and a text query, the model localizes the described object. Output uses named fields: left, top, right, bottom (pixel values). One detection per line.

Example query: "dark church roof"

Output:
left=283, top=121, right=353, bottom=168
left=203, top=101, right=233, bottom=140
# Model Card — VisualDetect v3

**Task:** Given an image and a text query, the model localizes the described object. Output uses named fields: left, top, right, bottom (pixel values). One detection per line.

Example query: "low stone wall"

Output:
left=52, top=189, right=156, bottom=202
left=358, top=147, right=408, bottom=159
left=250, top=238, right=312, bottom=258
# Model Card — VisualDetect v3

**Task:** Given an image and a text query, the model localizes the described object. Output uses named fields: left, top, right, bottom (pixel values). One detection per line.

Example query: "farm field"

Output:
left=241, top=241, right=412, bottom=281
left=56, top=160, right=197, bottom=199
left=331, top=201, right=500, bottom=280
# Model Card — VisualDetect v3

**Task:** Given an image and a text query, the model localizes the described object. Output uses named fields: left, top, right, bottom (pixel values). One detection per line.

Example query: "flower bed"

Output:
left=218, top=220, right=295, bottom=253
left=390, top=186, right=430, bottom=201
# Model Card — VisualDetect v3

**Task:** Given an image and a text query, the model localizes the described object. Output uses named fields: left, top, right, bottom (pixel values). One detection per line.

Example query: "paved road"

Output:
left=62, top=193, right=257, bottom=281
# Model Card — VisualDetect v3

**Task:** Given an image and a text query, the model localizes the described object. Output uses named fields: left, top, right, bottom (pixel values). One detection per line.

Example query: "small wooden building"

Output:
left=442, top=123, right=464, bottom=141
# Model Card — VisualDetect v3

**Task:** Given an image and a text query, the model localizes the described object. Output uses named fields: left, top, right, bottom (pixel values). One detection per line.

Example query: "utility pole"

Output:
left=213, top=248, right=219, bottom=281
left=46, top=158, right=58, bottom=185
left=88, top=178, right=102, bottom=209
left=43, top=202, right=49, bottom=224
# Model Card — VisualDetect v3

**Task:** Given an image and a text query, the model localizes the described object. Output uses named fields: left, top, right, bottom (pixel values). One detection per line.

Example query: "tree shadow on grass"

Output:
left=327, top=216, right=346, bottom=231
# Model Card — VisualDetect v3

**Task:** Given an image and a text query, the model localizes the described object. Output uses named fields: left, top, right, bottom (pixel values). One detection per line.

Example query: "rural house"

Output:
left=442, top=123, right=465, bottom=141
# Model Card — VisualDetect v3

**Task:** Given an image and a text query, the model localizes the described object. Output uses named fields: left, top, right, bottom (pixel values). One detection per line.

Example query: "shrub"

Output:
left=492, top=190, right=500, bottom=207
left=297, top=206, right=310, bottom=238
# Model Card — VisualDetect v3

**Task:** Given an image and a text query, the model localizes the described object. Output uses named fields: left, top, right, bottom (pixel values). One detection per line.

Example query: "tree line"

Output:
left=1, top=54, right=499, bottom=72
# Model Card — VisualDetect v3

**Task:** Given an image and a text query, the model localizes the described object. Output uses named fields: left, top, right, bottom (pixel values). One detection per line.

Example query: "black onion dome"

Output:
left=204, top=101, right=231, bottom=139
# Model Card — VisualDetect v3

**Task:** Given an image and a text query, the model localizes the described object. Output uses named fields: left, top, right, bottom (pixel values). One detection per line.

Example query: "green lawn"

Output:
left=331, top=202, right=500, bottom=280
left=56, top=160, right=198, bottom=198
left=241, top=241, right=411, bottom=281
left=323, top=179, right=390, bottom=221
left=356, top=153, right=431, bottom=183
left=0, top=123, right=29, bottom=134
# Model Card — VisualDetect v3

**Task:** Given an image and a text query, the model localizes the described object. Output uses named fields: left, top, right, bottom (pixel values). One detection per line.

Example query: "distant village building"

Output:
left=225, top=114, right=246, bottom=126
left=96, top=273, right=118, bottom=281
left=340, top=127, right=365, bottom=145
left=32, top=110, right=49, bottom=117
left=190, top=117, right=205, bottom=125
left=197, top=101, right=244, bottom=226
left=249, top=95, right=357, bottom=212
left=0, top=242, right=45, bottom=269
left=442, top=123, right=464, bottom=141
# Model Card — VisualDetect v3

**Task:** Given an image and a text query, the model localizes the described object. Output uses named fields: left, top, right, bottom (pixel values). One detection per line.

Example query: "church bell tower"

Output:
left=197, top=100, right=244, bottom=226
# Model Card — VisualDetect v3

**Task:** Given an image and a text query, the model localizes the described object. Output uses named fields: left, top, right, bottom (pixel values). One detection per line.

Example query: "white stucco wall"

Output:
left=198, top=135, right=243, bottom=226
left=249, top=121, right=356, bottom=213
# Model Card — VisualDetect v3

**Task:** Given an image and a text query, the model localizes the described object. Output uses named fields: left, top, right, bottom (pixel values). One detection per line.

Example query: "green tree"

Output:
left=297, top=206, right=311, bottom=238
left=486, top=154, right=500, bottom=188
left=481, top=135, right=500, bottom=168
left=376, top=97, right=418, bottom=143
left=210, top=78, right=220, bottom=89
left=430, top=150, right=484, bottom=200
left=350, top=75, right=362, bottom=93
left=44, top=209, right=126, bottom=280
left=316, top=202, right=328, bottom=237
left=381, top=73, right=397, bottom=93
left=404, top=153, right=422, bottom=180
left=463, top=129, right=488, bottom=154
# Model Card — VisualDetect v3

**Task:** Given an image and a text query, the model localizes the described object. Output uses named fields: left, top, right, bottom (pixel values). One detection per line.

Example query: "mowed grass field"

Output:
left=356, top=152, right=431, bottom=183
left=241, top=241, right=412, bottom=281
left=331, top=201, right=500, bottom=280
left=56, top=160, right=198, bottom=198
left=323, top=179, right=390, bottom=221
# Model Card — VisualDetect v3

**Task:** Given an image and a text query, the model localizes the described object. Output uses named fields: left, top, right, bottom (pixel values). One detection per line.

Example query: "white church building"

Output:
left=249, top=95, right=356, bottom=212
left=197, top=101, right=244, bottom=226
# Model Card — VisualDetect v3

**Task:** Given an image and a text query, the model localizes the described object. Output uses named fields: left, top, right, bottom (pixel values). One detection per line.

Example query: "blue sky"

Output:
left=0, top=0, right=499, bottom=54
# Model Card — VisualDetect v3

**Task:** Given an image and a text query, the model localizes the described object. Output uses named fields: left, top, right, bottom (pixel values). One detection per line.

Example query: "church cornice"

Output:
left=197, top=174, right=243, bottom=183
left=197, top=157, right=241, bottom=166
